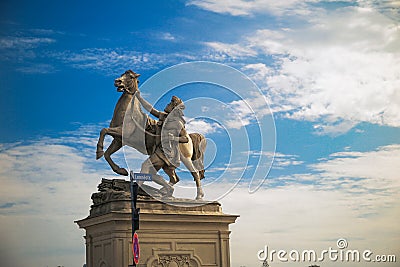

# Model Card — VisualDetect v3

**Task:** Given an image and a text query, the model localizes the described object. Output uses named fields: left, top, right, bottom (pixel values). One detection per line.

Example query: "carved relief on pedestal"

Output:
left=148, top=252, right=200, bottom=267
left=159, top=255, right=190, bottom=267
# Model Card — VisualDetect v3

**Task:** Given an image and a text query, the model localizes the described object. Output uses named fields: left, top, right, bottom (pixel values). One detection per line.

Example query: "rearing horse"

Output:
left=96, top=70, right=206, bottom=199
left=96, top=70, right=139, bottom=176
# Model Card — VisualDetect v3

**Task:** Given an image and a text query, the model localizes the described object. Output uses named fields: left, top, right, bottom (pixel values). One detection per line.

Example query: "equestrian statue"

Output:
left=96, top=70, right=206, bottom=199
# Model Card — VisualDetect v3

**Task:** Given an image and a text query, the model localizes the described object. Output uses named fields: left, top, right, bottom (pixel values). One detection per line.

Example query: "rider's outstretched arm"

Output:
left=178, top=128, right=189, bottom=143
left=169, top=127, right=189, bottom=143
left=136, top=91, right=162, bottom=118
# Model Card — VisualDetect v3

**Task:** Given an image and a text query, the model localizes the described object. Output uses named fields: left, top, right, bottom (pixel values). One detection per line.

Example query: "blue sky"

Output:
left=1, top=0, right=400, bottom=267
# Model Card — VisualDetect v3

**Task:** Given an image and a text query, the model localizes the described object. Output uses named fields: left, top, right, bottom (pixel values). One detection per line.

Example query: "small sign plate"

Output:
left=131, top=171, right=153, bottom=181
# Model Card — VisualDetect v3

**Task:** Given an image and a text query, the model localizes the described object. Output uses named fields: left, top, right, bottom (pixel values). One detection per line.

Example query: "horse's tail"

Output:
left=189, top=133, right=207, bottom=179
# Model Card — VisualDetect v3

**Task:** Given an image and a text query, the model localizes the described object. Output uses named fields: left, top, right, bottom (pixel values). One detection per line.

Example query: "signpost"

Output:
left=128, top=172, right=152, bottom=267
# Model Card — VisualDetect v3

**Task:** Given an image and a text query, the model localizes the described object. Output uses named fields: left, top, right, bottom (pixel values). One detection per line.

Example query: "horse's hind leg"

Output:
left=163, top=166, right=180, bottom=185
left=104, top=139, right=128, bottom=176
left=182, top=157, right=204, bottom=200
left=141, top=156, right=174, bottom=197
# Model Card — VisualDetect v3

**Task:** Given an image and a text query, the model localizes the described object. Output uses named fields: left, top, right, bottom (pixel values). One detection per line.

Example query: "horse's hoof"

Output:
left=160, top=185, right=174, bottom=197
left=96, top=151, right=104, bottom=160
left=115, top=168, right=128, bottom=176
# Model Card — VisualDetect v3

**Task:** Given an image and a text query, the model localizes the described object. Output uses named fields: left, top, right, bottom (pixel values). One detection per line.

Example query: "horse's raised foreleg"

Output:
left=181, top=156, right=204, bottom=200
left=96, top=127, right=122, bottom=159
left=104, top=139, right=128, bottom=176
left=96, top=128, right=107, bottom=159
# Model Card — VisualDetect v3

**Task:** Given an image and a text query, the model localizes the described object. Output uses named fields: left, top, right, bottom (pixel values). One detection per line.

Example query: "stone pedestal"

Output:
left=76, top=179, right=238, bottom=267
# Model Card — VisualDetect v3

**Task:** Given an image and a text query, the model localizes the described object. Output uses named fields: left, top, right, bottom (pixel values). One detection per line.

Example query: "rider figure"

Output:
left=135, top=90, right=189, bottom=196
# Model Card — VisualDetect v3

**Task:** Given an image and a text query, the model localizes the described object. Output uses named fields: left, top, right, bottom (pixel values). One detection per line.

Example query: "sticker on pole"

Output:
left=132, top=232, right=139, bottom=264
left=130, top=171, right=152, bottom=181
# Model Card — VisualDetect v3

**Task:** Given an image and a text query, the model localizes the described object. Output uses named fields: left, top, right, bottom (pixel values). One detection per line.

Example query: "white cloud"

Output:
left=187, top=0, right=317, bottom=17
left=0, top=125, right=120, bottom=267
left=159, top=32, right=176, bottom=41
left=363, top=0, right=400, bottom=21
left=219, top=6, right=400, bottom=134
left=312, top=144, right=400, bottom=191
left=188, top=0, right=400, bottom=20
left=274, top=144, right=400, bottom=214
left=273, top=152, right=304, bottom=168
left=0, top=142, right=98, bottom=267
left=225, top=92, right=272, bottom=129
left=221, top=144, right=400, bottom=266
left=223, top=185, right=400, bottom=267
left=204, top=41, right=258, bottom=59
left=185, top=118, right=222, bottom=135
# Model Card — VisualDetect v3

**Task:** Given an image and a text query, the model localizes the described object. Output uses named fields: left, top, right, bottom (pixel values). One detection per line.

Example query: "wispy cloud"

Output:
left=188, top=0, right=400, bottom=20
left=0, top=29, right=59, bottom=73
left=272, top=152, right=304, bottom=168
left=50, top=48, right=163, bottom=75
left=245, top=151, right=304, bottom=169
left=204, top=41, right=258, bottom=59
left=0, top=36, right=55, bottom=49
left=159, top=32, right=177, bottom=41
left=208, top=6, right=400, bottom=134
left=50, top=48, right=212, bottom=75
left=29, top=28, right=65, bottom=35
left=16, top=63, right=57, bottom=74
left=187, top=0, right=316, bottom=17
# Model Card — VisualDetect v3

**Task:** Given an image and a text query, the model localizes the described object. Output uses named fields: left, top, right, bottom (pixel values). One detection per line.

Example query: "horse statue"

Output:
left=96, top=70, right=206, bottom=199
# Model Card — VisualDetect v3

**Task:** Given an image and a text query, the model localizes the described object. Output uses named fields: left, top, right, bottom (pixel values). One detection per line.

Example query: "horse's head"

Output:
left=114, top=70, right=140, bottom=95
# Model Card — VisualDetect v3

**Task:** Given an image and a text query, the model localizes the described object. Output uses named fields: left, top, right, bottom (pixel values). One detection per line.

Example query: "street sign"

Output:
left=132, top=232, right=140, bottom=264
left=131, top=171, right=153, bottom=181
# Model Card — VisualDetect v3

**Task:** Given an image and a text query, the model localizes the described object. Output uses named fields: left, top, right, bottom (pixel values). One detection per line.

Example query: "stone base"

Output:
left=75, top=179, right=238, bottom=267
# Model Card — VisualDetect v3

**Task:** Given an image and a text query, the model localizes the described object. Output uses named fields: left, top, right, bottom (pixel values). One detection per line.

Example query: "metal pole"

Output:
left=129, top=173, right=139, bottom=267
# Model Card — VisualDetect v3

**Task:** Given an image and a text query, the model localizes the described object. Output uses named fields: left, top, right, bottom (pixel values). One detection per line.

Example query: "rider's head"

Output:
left=164, top=96, right=185, bottom=113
